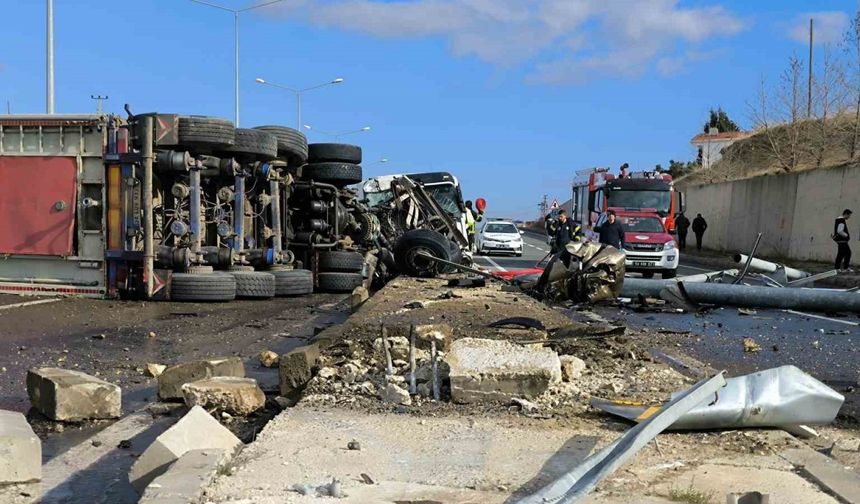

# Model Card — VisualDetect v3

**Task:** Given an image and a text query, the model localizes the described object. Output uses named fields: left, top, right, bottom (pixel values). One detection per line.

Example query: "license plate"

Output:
left=632, top=261, right=653, bottom=267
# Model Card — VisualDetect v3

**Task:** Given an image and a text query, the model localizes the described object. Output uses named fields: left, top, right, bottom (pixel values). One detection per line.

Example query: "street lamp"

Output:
left=255, top=77, right=344, bottom=129
left=189, top=0, right=288, bottom=126
left=303, top=124, right=370, bottom=141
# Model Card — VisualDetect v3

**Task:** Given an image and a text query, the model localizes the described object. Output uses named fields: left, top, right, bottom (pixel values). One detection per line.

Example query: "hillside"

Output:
left=679, top=114, right=860, bottom=187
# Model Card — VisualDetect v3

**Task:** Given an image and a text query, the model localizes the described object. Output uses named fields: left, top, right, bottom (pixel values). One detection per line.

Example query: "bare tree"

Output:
left=811, top=45, right=849, bottom=167
left=845, top=9, right=860, bottom=159
left=750, top=55, right=806, bottom=172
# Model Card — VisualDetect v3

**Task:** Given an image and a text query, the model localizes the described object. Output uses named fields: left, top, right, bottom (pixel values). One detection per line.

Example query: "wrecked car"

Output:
left=530, top=241, right=626, bottom=303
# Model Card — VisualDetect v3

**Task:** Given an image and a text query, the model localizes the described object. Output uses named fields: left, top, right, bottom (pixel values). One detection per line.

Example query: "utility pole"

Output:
left=90, top=95, right=108, bottom=114
left=539, top=195, right=548, bottom=218
left=46, top=0, right=55, bottom=114
left=807, top=17, right=813, bottom=118
left=5, top=100, right=10, bottom=115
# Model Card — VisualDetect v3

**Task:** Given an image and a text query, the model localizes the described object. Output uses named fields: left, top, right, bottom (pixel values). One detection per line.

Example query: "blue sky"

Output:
left=0, top=0, right=854, bottom=219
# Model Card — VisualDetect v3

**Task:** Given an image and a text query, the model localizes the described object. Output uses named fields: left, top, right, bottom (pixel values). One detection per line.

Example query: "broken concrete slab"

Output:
left=181, top=377, right=265, bottom=415
left=139, top=448, right=230, bottom=504
left=0, top=410, right=41, bottom=483
left=414, top=324, right=454, bottom=350
left=145, top=363, right=166, bottom=378
left=351, top=285, right=370, bottom=312
left=129, top=405, right=241, bottom=493
left=446, top=338, right=561, bottom=403
left=158, top=357, right=245, bottom=400
left=27, top=367, right=121, bottom=421
left=560, top=355, right=586, bottom=382
left=781, top=447, right=860, bottom=504
left=279, top=343, right=320, bottom=395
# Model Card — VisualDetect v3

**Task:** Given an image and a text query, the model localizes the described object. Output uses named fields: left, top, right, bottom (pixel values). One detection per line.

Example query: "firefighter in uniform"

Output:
left=549, top=210, right=583, bottom=252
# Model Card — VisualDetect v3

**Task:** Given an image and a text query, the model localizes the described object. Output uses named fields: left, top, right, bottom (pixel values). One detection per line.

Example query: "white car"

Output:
left=478, top=221, right=524, bottom=257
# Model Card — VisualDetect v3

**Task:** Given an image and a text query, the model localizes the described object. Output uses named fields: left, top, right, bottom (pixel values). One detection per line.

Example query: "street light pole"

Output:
left=46, top=0, right=54, bottom=114
left=255, top=77, right=344, bottom=129
left=190, top=0, right=287, bottom=126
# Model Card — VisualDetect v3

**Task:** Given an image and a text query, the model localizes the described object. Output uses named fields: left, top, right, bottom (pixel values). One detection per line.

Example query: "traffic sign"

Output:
left=550, top=199, right=560, bottom=210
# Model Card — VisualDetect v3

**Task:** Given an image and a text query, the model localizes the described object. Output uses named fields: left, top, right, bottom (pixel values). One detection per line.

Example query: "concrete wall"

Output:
left=682, top=163, right=859, bottom=263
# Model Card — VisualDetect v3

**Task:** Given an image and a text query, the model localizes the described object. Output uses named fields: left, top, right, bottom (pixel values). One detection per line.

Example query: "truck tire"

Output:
left=171, top=272, right=236, bottom=302
left=223, top=128, right=278, bottom=160
left=393, top=229, right=455, bottom=277
left=303, top=162, right=362, bottom=186
left=253, top=126, right=308, bottom=166
left=317, top=272, right=363, bottom=292
left=272, top=269, right=313, bottom=296
left=230, top=271, right=276, bottom=299
left=307, top=143, right=362, bottom=164
left=319, top=251, right=365, bottom=272
left=178, top=116, right=235, bottom=147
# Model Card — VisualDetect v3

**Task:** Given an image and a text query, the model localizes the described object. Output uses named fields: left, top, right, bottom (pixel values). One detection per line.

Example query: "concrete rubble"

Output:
left=129, top=405, right=241, bottom=493
left=181, top=376, right=266, bottom=415
left=258, top=350, right=279, bottom=368
left=0, top=410, right=41, bottom=484
left=138, top=448, right=232, bottom=504
left=446, top=337, right=562, bottom=403
left=279, top=343, right=320, bottom=395
left=158, top=357, right=245, bottom=400
left=26, top=367, right=121, bottom=421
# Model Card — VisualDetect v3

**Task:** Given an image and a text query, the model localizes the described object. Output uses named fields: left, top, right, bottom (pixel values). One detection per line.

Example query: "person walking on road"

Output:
left=550, top=210, right=583, bottom=252
left=675, top=213, right=690, bottom=251
left=595, top=210, right=625, bottom=250
left=692, top=213, right=707, bottom=251
left=833, top=209, right=853, bottom=271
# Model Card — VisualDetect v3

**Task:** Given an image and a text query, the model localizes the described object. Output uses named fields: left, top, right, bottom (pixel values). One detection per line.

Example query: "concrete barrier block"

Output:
left=181, top=377, right=265, bottom=415
left=138, top=448, right=230, bottom=504
left=158, top=357, right=245, bottom=400
left=129, top=405, right=241, bottom=493
left=0, top=410, right=41, bottom=483
left=26, top=368, right=121, bottom=421
left=279, top=344, right=319, bottom=395
left=446, top=338, right=561, bottom=403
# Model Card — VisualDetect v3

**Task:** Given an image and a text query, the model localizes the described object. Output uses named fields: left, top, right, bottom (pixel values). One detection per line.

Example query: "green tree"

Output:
left=667, top=159, right=700, bottom=179
left=703, top=107, right=740, bottom=133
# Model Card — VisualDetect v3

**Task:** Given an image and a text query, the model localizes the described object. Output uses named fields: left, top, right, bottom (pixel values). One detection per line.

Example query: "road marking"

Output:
left=782, top=309, right=860, bottom=327
left=481, top=256, right=507, bottom=272
left=678, top=263, right=717, bottom=273
left=0, top=298, right=61, bottom=311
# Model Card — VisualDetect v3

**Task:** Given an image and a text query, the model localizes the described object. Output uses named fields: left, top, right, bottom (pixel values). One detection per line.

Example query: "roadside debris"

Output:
left=519, top=372, right=727, bottom=504
left=531, top=242, right=626, bottom=303
left=158, top=357, right=245, bottom=400
left=279, top=344, right=321, bottom=395
left=0, top=410, right=41, bottom=484
left=138, top=448, right=231, bottom=504
left=738, top=307, right=757, bottom=316
left=743, top=337, right=762, bottom=353
left=145, top=363, right=166, bottom=378
left=129, top=405, right=241, bottom=493
left=27, top=368, right=121, bottom=421
left=181, top=377, right=266, bottom=416
left=258, top=350, right=279, bottom=368
left=592, top=366, right=843, bottom=431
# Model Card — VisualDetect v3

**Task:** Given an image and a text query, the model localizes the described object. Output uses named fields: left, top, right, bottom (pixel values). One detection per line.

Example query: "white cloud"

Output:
left=788, top=11, right=849, bottom=45
left=267, top=0, right=746, bottom=84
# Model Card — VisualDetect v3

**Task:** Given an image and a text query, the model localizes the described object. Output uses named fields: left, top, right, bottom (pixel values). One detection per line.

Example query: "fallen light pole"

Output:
left=732, top=253, right=809, bottom=281
left=675, top=269, right=739, bottom=283
left=621, top=278, right=860, bottom=313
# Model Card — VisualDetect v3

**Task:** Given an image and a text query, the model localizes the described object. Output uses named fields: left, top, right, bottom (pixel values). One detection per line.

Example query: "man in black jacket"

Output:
left=550, top=210, right=583, bottom=251
left=834, top=209, right=853, bottom=271
left=675, top=213, right=690, bottom=251
left=595, top=210, right=625, bottom=249
left=692, top=213, right=707, bottom=251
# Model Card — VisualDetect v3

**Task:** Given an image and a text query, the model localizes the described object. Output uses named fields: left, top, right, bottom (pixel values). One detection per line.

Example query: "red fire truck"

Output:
left=570, top=166, right=685, bottom=236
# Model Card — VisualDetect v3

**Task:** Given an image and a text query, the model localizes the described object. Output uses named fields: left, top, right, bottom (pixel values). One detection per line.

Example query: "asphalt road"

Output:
left=476, top=230, right=860, bottom=420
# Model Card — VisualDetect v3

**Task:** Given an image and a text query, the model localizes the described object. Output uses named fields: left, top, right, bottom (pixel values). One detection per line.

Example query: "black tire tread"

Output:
left=307, top=143, right=362, bottom=164
left=254, top=126, right=308, bottom=166
left=317, top=272, right=363, bottom=293
left=272, top=269, right=314, bottom=296
left=224, top=128, right=278, bottom=159
left=319, top=251, right=365, bottom=272
left=178, top=116, right=235, bottom=147
left=303, top=162, right=362, bottom=186
left=393, top=229, right=457, bottom=277
left=230, top=271, right=276, bottom=298
left=171, top=273, right=236, bottom=302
